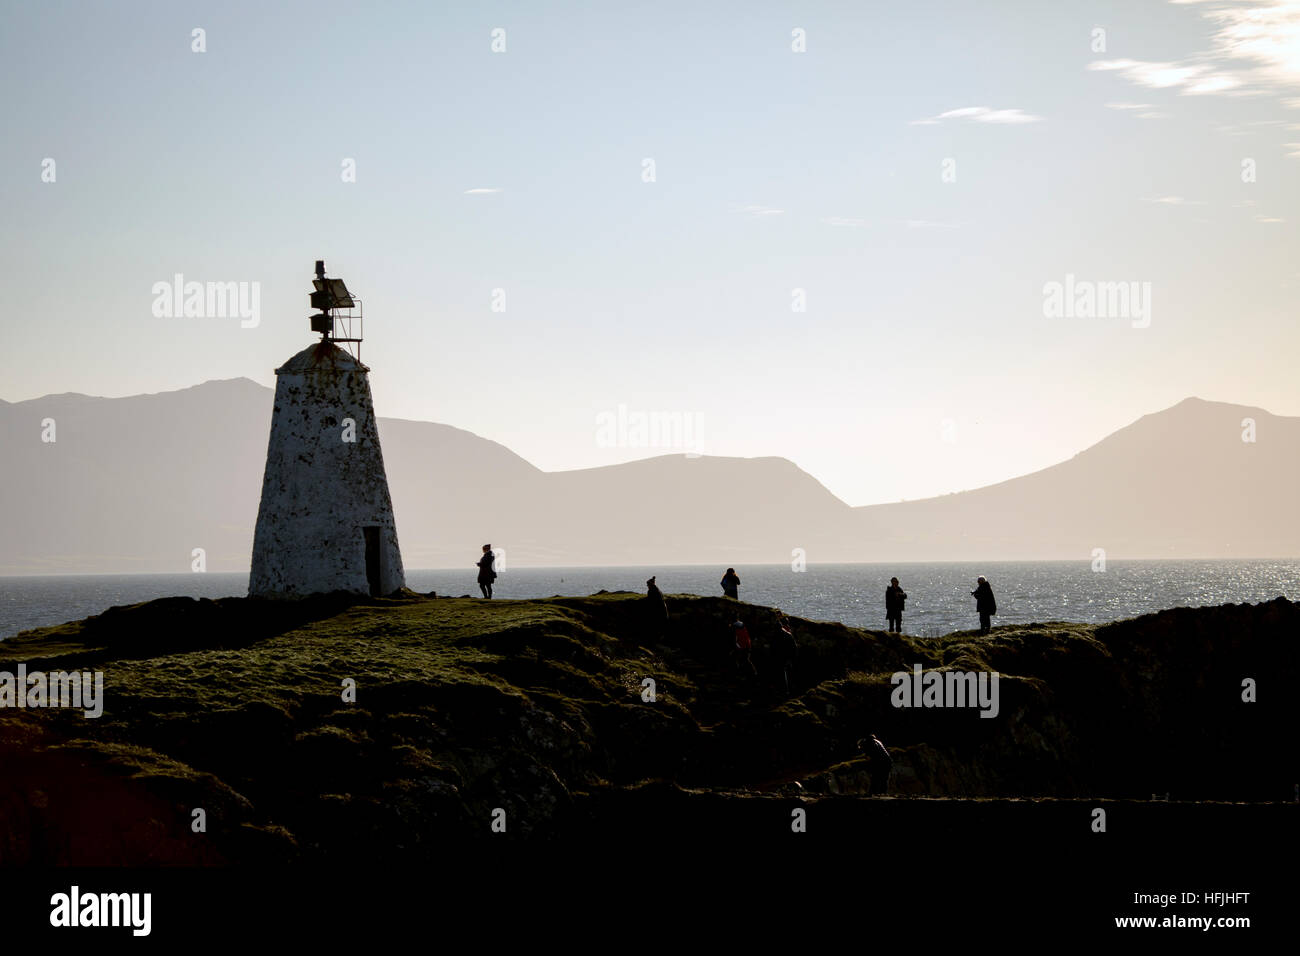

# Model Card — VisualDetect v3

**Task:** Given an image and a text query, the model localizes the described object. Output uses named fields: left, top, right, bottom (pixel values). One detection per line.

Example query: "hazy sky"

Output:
left=3, top=0, right=1298, bottom=506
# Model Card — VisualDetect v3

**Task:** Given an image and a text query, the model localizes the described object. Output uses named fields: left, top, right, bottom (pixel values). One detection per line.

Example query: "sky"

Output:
left=2, top=0, right=1298, bottom=506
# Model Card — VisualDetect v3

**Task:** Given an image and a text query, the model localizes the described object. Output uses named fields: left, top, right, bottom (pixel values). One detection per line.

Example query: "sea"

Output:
left=1, top=560, right=1296, bottom=640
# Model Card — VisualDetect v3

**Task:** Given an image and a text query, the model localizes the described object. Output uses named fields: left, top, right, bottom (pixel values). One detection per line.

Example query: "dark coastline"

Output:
left=1, top=591, right=1294, bottom=934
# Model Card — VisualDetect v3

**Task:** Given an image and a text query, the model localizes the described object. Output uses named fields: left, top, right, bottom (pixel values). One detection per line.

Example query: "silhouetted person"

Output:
left=774, top=613, right=798, bottom=695
left=885, top=577, right=907, bottom=633
left=972, top=576, right=996, bottom=633
left=721, top=568, right=740, bottom=600
left=476, top=544, right=496, bottom=599
left=646, top=575, right=669, bottom=629
left=732, top=619, right=756, bottom=677
left=858, top=734, right=893, bottom=795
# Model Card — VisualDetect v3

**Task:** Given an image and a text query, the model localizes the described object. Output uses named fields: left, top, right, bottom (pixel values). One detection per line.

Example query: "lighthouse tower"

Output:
left=248, top=261, right=405, bottom=598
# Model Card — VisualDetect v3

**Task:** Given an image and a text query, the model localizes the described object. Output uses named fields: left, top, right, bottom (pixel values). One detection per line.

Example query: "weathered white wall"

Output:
left=249, top=342, right=406, bottom=598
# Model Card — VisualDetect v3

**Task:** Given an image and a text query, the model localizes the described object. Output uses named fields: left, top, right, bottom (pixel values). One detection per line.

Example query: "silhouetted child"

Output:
left=732, top=619, right=756, bottom=677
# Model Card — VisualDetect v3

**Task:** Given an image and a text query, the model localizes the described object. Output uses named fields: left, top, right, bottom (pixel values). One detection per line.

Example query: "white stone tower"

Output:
left=248, top=261, right=405, bottom=598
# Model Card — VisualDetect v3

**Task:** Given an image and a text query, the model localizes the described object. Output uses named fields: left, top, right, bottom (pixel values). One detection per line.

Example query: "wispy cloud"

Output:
left=1143, top=196, right=1208, bottom=205
left=1088, top=59, right=1228, bottom=91
left=464, top=187, right=503, bottom=194
left=1204, top=0, right=1300, bottom=95
left=1231, top=200, right=1284, bottom=221
left=1106, top=102, right=1171, bottom=118
left=1088, top=0, right=1300, bottom=102
left=1285, top=141, right=1300, bottom=157
left=1189, top=73, right=1245, bottom=94
left=910, top=106, right=1042, bottom=125
left=1217, top=118, right=1300, bottom=134
left=735, top=204, right=784, bottom=217
left=821, top=216, right=964, bottom=229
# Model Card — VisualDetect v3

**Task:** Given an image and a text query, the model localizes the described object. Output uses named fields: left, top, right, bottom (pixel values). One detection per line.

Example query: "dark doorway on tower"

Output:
left=363, top=526, right=382, bottom=596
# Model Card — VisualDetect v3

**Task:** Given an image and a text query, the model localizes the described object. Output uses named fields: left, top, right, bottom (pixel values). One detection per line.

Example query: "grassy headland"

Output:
left=0, top=591, right=1295, bottom=863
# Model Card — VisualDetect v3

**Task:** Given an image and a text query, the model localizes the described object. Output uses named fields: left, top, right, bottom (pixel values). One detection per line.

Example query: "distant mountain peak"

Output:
left=189, top=377, right=271, bottom=391
left=1151, top=396, right=1277, bottom=420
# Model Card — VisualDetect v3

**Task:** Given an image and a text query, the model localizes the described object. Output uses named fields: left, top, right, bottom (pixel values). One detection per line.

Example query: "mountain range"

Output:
left=0, top=379, right=1295, bottom=573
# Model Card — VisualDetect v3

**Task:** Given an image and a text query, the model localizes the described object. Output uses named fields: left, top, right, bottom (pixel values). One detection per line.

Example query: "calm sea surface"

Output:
left=1, top=560, right=1296, bottom=640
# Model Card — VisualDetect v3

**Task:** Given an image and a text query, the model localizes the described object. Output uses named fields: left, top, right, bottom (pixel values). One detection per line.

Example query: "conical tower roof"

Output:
left=275, top=340, right=368, bottom=375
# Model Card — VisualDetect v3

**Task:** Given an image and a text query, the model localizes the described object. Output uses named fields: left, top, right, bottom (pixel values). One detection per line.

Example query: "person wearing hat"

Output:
left=731, top=619, right=756, bottom=677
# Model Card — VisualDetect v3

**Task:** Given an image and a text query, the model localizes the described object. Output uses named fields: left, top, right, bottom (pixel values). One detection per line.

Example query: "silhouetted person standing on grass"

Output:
left=858, top=734, right=893, bottom=795
left=476, top=544, right=496, bottom=599
left=721, top=568, right=740, bottom=600
left=885, top=577, right=907, bottom=633
left=972, top=576, right=996, bottom=633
